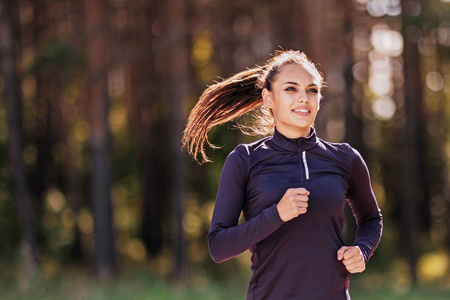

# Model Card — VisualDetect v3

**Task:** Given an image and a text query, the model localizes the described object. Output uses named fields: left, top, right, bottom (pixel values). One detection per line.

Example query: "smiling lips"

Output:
left=292, top=107, right=311, bottom=116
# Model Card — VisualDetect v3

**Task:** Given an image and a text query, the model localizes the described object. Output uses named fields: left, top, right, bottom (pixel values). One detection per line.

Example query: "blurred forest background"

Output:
left=1, top=0, right=450, bottom=299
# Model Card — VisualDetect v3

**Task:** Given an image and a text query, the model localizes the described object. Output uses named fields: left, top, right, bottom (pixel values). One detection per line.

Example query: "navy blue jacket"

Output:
left=208, top=127, right=383, bottom=300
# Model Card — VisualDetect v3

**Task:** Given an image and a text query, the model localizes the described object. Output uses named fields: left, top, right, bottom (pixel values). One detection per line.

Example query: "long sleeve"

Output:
left=207, top=145, right=285, bottom=263
left=346, top=147, right=383, bottom=263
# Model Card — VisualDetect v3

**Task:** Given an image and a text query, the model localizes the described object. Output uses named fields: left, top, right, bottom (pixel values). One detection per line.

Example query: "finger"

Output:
left=292, top=196, right=309, bottom=204
left=291, top=194, right=309, bottom=203
left=342, top=255, right=361, bottom=266
left=297, top=207, right=307, bottom=214
left=346, top=263, right=366, bottom=273
left=289, top=188, right=310, bottom=195
left=295, top=201, right=308, bottom=208
left=337, top=247, right=347, bottom=260
left=289, top=194, right=308, bottom=201
left=343, top=247, right=360, bottom=260
left=297, top=195, right=309, bottom=201
left=342, top=249, right=362, bottom=263
left=288, top=198, right=308, bottom=208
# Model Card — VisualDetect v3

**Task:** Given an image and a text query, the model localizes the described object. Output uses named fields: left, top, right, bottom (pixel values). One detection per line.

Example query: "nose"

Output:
left=297, top=91, right=309, bottom=103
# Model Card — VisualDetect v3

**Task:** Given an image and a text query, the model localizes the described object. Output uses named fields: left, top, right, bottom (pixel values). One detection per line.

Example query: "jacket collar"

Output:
left=271, top=127, right=320, bottom=152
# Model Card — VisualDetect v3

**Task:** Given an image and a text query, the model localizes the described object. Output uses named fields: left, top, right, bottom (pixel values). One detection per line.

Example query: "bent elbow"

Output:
left=208, top=231, right=227, bottom=263
left=209, top=250, right=225, bottom=263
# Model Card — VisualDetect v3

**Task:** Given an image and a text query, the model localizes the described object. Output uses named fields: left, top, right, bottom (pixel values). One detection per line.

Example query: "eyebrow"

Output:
left=283, top=81, right=318, bottom=87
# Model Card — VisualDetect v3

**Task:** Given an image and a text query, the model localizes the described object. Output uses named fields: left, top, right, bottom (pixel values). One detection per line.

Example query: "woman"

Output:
left=183, top=50, right=382, bottom=300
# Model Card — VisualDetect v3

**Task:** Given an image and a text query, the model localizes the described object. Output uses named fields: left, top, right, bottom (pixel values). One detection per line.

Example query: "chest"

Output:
left=243, top=151, right=350, bottom=220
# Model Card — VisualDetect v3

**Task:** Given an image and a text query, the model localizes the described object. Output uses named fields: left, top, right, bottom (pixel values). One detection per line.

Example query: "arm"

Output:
left=207, top=146, right=285, bottom=263
left=345, top=147, right=383, bottom=263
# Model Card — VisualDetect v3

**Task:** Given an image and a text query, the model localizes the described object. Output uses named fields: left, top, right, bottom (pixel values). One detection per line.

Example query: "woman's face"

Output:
left=262, top=63, right=321, bottom=139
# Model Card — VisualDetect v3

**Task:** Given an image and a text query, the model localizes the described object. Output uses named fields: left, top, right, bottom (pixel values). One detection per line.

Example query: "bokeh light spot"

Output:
left=426, top=72, right=444, bottom=92
left=372, top=97, right=396, bottom=120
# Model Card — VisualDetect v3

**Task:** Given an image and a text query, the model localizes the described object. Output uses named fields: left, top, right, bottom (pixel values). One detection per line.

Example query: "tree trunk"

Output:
left=31, top=0, right=52, bottom=204
left=124, top=0, right=164, bottom=256
left=269, top=0, right=308, bottom=51
left=0, top=0, right=40, bottom=279
left=59, top=90, right=84, bottom=260
left=84, top=0, right=117, bottom=280
left=163, top=0, right=189, bottom=281
left=342, top=0, right=364, bottom=244
left=64, top=0, right=85, bottom=261
left=400, top=0, right=425, bottom=285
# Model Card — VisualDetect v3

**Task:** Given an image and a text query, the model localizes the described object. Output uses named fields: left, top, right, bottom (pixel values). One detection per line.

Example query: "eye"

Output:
left=285, top=86, right=296, bottom=92
left=308, top=88, right=318, bottom=94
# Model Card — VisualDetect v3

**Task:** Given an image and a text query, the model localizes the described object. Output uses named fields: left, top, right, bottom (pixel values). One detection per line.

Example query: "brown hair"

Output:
left=182, top=50, right=324, bottom=163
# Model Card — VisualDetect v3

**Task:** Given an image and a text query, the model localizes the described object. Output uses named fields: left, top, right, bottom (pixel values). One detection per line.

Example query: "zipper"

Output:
left=302, top=151, right=310, bottom=180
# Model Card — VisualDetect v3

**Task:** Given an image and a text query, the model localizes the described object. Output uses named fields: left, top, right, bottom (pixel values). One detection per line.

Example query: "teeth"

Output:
left=294, top=109, right=309, bottom=113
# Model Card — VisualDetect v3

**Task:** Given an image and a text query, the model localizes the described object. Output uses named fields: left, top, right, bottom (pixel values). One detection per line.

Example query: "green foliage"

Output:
left=0, top=118, right=20, bottom=258
left=29, top=39, right=85, bottom=79
left=0, top=188, right=20, bottom=258
left=1, top=266, right=449, bottom=300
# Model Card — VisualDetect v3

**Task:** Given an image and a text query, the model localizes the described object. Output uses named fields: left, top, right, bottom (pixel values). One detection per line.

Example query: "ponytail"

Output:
left=183, top=50, right=324, bottom=164
left=182, top=66, right=265, bottom=163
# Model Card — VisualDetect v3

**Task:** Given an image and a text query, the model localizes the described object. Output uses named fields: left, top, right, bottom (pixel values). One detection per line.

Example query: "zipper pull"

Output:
left=302, top=151, right=310, bottom=180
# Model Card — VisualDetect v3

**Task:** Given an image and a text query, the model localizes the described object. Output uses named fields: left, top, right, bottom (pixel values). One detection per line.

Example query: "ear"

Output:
left=262, top=88, right=274, bottom=108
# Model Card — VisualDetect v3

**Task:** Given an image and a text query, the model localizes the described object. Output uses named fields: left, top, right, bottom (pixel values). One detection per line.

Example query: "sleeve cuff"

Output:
left=353, top=243, right=372, bottom=263
left=270, top=203, right=285, bottom=225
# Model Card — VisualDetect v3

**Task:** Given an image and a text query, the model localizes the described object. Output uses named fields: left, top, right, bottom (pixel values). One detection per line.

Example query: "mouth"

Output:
left=292, top=107, right=311, bottom=115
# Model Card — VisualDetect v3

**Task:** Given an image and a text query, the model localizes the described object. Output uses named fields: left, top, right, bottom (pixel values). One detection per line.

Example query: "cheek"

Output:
left=312, top=97, right=320, bottom=111
left=271, top=94, right=289, bottom=111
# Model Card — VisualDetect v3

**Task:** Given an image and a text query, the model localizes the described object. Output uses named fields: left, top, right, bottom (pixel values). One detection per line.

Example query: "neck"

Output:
left=275, top=126, right=312, bottom=139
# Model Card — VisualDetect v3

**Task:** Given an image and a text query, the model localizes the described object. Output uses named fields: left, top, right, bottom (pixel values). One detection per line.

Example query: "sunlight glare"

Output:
left=369, top=74, right=393, bottom=96
left=426, top=72, right=444, bottom=92
left=46, top=188, right=66, bottom=213
left=371, top=26, right=403, bottom=57
left=418, top=251, right=449, bottom=282
left=127, top=239, right=147, bottom=261
left=367, top=0, right=401, bottom=17
left=372, top=97, right=396, bottom=120
left=79, top=209, right=94, bottom=234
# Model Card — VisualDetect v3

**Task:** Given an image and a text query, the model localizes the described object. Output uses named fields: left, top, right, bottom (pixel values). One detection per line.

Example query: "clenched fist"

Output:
left=276, top=188, right=310, bottom=222
left=337, top=246, right=366, bottom=273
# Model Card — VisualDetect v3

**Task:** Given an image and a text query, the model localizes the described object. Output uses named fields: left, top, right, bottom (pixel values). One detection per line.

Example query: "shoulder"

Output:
left=224, top=136, right=272, bottom=171
left=221, top=136, right=271, bottom=183
left=316, top=139, right=368, bottom=174
left=230, top=136, right=272, bottom=158
left=316, top=139, right=356, bottom=161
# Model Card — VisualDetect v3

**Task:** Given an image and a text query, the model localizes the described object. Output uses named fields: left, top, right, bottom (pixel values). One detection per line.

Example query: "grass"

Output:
left=350, top=272, right=450, bottom=300
left=1, top=265, right=248, bottom=300
left=351, top=285, right=450, bottom=300
left=1, top=264, right=449, bottom=300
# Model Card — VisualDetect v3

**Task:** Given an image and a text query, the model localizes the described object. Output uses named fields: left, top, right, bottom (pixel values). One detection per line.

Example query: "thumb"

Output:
left=337, top=247, right=347, bottom=260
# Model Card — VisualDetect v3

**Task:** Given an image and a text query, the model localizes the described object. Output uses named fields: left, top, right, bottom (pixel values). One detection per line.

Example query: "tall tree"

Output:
left=163, top=0, right=189, bottom=281
left=341, top=0, right=366, bottom=244
left=124, top=0, right=164, bottom=256
left=0, top=0, right=40, bottom=278
left=29, top=0, right=86, bottom=261
left=30, top=0, right=53, bottom=203
left=400, top=0, right=426, bottom=285
left=84, top=0, right=117, bottom=280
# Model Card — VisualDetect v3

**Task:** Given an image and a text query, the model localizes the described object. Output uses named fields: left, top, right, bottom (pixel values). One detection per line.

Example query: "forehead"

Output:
left=275, top=63, right=319, bottom=85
